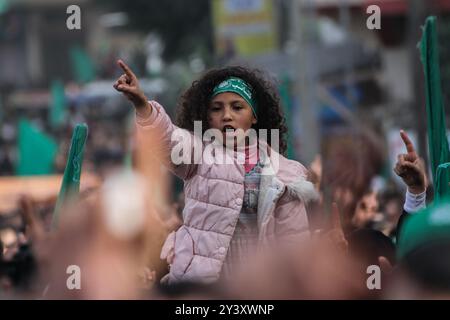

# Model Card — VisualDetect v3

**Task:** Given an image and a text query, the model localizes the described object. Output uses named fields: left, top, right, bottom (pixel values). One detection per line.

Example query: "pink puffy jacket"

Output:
left=136, top=101, right=318, bottom=284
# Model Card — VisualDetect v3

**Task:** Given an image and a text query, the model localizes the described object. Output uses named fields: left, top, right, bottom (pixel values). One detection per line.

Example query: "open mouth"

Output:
left=222, top=125, right=236, bottom=133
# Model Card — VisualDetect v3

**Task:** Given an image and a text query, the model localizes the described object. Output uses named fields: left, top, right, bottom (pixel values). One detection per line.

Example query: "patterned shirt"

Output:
left=221, top=162, right=263, bottom=279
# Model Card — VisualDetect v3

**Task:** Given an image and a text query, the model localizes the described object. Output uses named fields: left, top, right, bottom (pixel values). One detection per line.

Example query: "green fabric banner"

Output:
left=435, top=162, right=450, bottom=202
left=16, top=119, right=58, bottom=176
left=420, top=16, right=450, bottom=193
left=52, top=123, right=88, bottom=229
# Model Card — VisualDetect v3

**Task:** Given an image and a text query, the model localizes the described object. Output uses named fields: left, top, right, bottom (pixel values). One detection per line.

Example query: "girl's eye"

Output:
left=210, top=106, right=221, bottom=112
left=233, top=105, right=243, bottom=110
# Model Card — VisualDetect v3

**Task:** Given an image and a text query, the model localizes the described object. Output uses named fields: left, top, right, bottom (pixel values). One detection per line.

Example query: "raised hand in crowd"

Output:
left=394, top=130, right=427, bottom=194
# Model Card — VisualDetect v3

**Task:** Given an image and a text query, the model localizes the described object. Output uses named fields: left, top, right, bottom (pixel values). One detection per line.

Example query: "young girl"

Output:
left=113, top=60, right=317, bottom=284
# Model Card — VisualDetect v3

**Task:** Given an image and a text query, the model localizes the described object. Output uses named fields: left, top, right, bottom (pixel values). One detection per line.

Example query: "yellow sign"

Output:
left=212, top=0, right=278, bottom=58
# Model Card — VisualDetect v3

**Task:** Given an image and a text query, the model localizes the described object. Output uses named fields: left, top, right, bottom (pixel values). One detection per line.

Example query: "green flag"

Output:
left=435, top=163, right=450, bottom=203
left=70, top=45, right=95, bottom=84
left=420, top=16, right=450, bottom=192
left=52, top=123, right=88, bottom=229
left=49, top=80, right=67, bottom=129
left=16, top=119, right=58, bottom=176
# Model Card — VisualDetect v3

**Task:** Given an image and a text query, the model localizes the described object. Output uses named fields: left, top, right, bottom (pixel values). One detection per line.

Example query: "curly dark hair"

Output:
left=175, top=66, right=288, bottom=155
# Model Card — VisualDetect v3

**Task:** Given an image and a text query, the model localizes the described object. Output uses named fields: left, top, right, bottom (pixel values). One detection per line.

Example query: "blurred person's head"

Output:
left=374, top=188, right=404, bottom=236
left=351, top=190, right=379, bottom=229
left=380, top=189, right=403, bottom=223
left=322, top=132, right=384, bottom=229
left=348, top=228, right=395, bottom=266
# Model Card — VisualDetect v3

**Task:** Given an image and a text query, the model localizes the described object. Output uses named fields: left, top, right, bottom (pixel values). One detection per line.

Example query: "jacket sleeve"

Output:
left=273, top=198, right=311, bottom=245
left=272, top=172, right=318, bottom=245
left=135, top=100, right=200, bottom=180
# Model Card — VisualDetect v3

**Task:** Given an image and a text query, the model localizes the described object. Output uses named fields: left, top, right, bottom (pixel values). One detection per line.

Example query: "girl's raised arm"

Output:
left=113, top=59, right=199, bottom=180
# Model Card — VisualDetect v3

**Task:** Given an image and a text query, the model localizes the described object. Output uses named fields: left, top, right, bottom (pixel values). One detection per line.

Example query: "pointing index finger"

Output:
left=400, top=130, right=416, bottom=156
left=117, top=59, right=136, bottom=80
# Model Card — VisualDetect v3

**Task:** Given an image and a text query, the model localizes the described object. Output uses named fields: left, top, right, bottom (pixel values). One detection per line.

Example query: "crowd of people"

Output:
left=0, top=59, right=447, bottom=300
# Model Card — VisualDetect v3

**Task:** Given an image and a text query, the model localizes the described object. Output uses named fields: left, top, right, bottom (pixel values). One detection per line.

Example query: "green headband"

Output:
left=212, top=77, right=257, bottom=117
